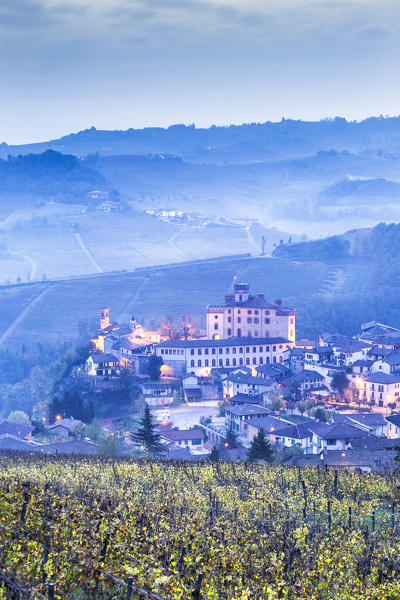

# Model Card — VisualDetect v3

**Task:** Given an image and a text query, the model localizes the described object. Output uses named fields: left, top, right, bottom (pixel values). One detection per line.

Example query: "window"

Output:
left=239, top=358, right=243, bottom=365
left=255, top=310, right=259, bottom=315
left=211, top=348, right=216, bottom=354
left=248, top=310, right=252, bottom=314
left=273, top=346, right=276, bottom=352
left=327, top=439, right=336, bottom=446
left=246, top=358, right=250, bottom=365
left=246, top=347, right=250, bottom=353
left=227, top=328, right=232, bottom=336
left=214, top=323, right=218, bottom=330
left=190, top=360, right=194, bottom=367
left=205, top=359, right=209, bottom=366
left=253, top=357, right=257, bottom=364
left=212, top=359, right=216, bottom=366
left=266, top=346, right=270, bottom=352
left=247, top=318, right=252, bottom=324
left=219, top=348, right=223, bottom=354
left=253, top=347, right=257, bottom=352
left=228, top=317, right=231, bottom=323
left=259, top=347, right=263, bottom=352
left=259, top=357, right=263, bottom=364
left=238, top=317, right=241, bottom=323
left=198, top=349, right=202, bottom=355
left=219, top=359, right=223, bottom=366
left=214, top=315, right=218, bottom=319
left=265, top=310, right=270, bottom=315
left=255, top=331, right=258, bottom=337
left=237, top=329, right=241, bottom=337
left=228, top=309, right=231, bottom=314
left=226, top=358, right=230, bottom=366
left=191, top=349, right=195, bottom=355
left=233, top=358, right=237, bottom=365
left=233, top=347, right=236, bottom=354
left=239, top=295, right=242, bottom=301
left=226, top=348, right=230, bottom=354
left=198, top=360, right=202, bottom=367
left=205, top=348, right=209, bottom=355
left=254, top=318, right=259, bottom=324
left=290, top=318, right=294, bottom=325
left=265, top=318, right=270, bottom=324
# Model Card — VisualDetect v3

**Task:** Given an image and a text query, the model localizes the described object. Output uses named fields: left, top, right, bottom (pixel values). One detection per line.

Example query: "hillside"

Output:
left=3, top=116, right=400, bottom=163
left=1, top=454, right=399, bottom=599
left=0, top=150, right=106, bottom=201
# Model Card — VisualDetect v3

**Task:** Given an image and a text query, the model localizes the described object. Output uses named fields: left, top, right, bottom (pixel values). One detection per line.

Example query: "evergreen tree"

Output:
left=225, top=423, right=240, bottom=448
left=247, top=430, right=274, bottom=462
left=147, top=355, right=163, bottom=380
left=131, top=404, right=165, bottom=456
left=209, top=445, right=220, bottom=462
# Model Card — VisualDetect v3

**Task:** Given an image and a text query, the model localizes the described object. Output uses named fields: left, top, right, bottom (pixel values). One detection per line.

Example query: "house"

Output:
left=331, top=339, right=371, bottom=367
left=225, top=404, right=272, bottom=434
left=156, top=337, right=293, bottom=378
left=223, top=373, right=276, bottom=399
left=86, top=353, right=119, bottom=376
left=360, top=372, right=400, bottom=408
left=229, top=393, right=265, bottom=406
left=206, top=282, right=295, bottom=342
left=351, top=360, right=373, bottom=375
left=279, top=370, right=325, bottom=396
left=255, top=363, right=289, bottom=380
left=386, top=414, right=400, bottom=439
left=246, top=415, right=291, bottom=441
left=293, top=449, right=398, bottom=473
left=0, top=420, right=33, bottom=441
left=0, top=436, right=38, bottom=452
left=305, top=363, right=348, bottom=390
left=182, top=374, right=219, bottom=404
left=304, top=346, right=334, bottom=364
left=159, top=428, right=207, bottom=454
left=47, top=418, right=84, bottom=439
left=141, top=380, right=176, bottom=406
left=332, top=412, right=387, bottom=436
left=356, top=321, right=400, bottom=349
left=42, top=440, right=98, bottom=455
left=272, top=422, right=316, bottom=453
left=371, top=352, right=400, bottom=375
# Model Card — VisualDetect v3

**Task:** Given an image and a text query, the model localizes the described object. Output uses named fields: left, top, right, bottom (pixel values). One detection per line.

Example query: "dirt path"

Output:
left=117, top=275, right=151, bottom=323
left=245, top=224, right=261, bottom=255
left=74, top=233, right=103, bottom=273
left=0, top=286, right=51, bottom=345
left=168, top=226, right=191, bottom=259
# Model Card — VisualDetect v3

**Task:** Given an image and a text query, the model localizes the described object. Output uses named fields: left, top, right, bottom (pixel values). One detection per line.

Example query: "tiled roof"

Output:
left=364, top=372, right=400, bottom=384
left=42, top=440, right=98, bottom=455
left=160, top=428, right=205, bottom=441
left=273, top=422, right=316, bottom=439
left=247, top=416, right=290, bottom=433
left=89, top=353, right=119, bottom=363
left=229, top=393, right=265, bottom=405
left=48, top=418, right=84, bottom=431
left=227, top=373, right=275, bottom=386
left=225, top=404, right=272, bottom=417
left=386, top=414, right=400, bottom=427
left=0, top=421, right=33, bottom=439
left=158, top=337, right=290, bottom=348
left=333, top=412, right=386, bottom=427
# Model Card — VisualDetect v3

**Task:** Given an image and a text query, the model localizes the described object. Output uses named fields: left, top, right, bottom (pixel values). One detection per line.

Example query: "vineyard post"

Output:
left=333, top=471, right=338, bottom=498
left=348, top=506, right=352, bottom=529
left=327, top=500, right=331, bottom=535
left=126, top=576, right=133, bottom=600
left=192, top=573, right=204, bottom=600
left=42, top=534, right=50, bottom=583
left=101, top=533, right=110, bottom=560
left=313, top=501, right=316, bottom=529
left=372, top=510, right=375, bottom=533
left=392, top=502, right=396, bottom=529
left=47, top=582, right=55, bottom=600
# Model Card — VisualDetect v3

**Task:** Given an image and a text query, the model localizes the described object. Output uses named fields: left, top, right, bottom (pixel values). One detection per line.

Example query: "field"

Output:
left=1, top=454, right=400, bottom=599
left=0, top=255, right=328, bottom=348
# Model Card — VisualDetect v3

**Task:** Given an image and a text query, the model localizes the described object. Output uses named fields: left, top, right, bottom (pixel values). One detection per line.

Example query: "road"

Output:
left=74, top=232, right=103, bottom=273
left=164, top=405, right=219, bottom=429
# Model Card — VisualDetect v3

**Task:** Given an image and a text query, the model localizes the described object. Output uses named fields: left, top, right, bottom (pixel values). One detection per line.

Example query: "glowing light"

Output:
left=55, top=414, right=62, bottom=421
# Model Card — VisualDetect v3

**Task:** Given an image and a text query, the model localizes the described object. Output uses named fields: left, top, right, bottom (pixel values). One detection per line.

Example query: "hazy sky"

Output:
left=1, top=0, right=399, bottom=143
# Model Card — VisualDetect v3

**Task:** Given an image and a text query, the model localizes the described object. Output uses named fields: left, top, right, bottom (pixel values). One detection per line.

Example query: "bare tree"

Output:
left=180, top=313, right=198, bottom=340
left=160, top=315, right=179, bottom=340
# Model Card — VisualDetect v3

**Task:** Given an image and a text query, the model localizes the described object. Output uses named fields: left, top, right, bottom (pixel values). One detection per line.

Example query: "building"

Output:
left=332, top=412, right=387, bottom=436
left=159, top=428, right=207, bottom=454
left=360, top=372, right=400, bottom=409
left=386, top=414, right=400, bottom=439
left=86, top=353, right=119, bottom=377
left=0, top=421, right=33, bottom=441
left=156, top=337, right=293, bottom=377
left=223, top=373, right=277, bottom=400
left=141, top=380, right=176, bottom=407
left=47, top=418, right=84, bottom=439
left=225, top=404, right=272, bottom=434
left=246, top=415, right=291, bottom=442
left=206, top=282, right=295, bottom=342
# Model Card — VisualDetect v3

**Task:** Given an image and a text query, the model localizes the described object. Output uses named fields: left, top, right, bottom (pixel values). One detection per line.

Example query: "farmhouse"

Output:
left=156, top=337, right=293, bottom=377
left=159, top=428, right=207, bottom=454
left=86, top=353, right=119, bottom=376
left=360, top=372, right=400, bottom=408
left=206, top=282, right=295, bottom=342
left=225, top=404, right=272, bottom=434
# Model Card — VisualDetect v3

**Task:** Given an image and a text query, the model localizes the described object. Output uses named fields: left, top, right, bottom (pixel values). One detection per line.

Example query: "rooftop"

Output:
left=158, top=337, right=290, bottom=349
left=364, top=372, right=400, bottom=384
left=225, top=404, right=272, bottom=417
left=0, top=421, right=33, bottom=439
left=88, top=353, right=119, bottom=363
left=159, top=428, right=205, bottom=441
left=227, top=373, right=275, bottom=386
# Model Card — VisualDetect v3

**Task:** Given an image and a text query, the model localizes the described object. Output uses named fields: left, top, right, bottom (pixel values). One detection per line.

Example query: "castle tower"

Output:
left=100, top=307, right=110, bottom=330
left=234, top=283, right=250, bottom=303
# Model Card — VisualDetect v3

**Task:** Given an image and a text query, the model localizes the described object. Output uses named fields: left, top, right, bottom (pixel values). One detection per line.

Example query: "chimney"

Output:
left=274, top=298, right=283, bottom=306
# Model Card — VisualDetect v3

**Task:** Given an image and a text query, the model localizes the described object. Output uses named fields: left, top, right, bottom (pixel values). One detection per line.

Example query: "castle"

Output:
left=206, top=283, right=295, bottom=342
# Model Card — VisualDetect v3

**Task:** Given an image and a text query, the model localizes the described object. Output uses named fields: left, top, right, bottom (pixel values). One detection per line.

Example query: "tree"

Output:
left=312, top=407, right=331, bottom=423
left=160, top=315, right=179, bottom=340
left=97, top=435, right=121, bottom=457
left=180, top=313, right=198, bottom=340
left=269, top=392, right=284, bottom=415
left=7, top=410, right=30, bottom=424
left=147, top=355, right=163, bottom=380
left=208, top=446, right=220, bottom=462
left=225, top=423, right=240, bottom=448
left=247, top=430, right=274, bottom=462
left=131, top=404, right=165, bottom=456
left=331, top=371, right=349, bottom=399
left=85, top=418, right=103, bottom=441
left=298, top=402, right=306, bottom=416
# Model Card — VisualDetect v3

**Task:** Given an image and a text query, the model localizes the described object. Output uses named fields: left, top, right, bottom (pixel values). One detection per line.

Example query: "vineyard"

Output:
left=1, top=454, right=400, bottom=599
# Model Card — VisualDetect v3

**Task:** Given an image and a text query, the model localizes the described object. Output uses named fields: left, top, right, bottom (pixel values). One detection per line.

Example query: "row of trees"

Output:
left=160, top=313, right=200, bottom=340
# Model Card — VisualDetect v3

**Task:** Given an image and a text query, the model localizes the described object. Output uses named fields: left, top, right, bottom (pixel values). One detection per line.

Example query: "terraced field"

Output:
left=0, top=255, right=328, bottom=348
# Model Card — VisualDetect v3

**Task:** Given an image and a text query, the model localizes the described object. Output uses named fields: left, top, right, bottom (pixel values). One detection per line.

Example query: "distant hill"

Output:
left=323, top=177, right=400, bottom=201
left=0, top=150, right=106, bottom=201
left=2, top=116, right=400, bottom=163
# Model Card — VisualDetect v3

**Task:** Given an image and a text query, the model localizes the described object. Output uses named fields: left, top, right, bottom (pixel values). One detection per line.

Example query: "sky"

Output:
left=0, top=0, right=399, bottom=143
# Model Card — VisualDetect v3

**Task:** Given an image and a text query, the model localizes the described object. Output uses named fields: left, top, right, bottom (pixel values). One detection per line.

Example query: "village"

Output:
left=2, top=281, right=400, bottom=471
